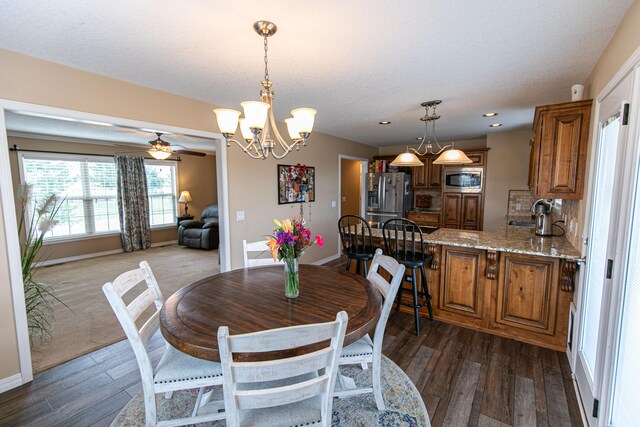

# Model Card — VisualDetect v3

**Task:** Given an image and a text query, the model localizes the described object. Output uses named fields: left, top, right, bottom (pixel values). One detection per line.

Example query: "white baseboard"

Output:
left=0, top=373, right=23, bottom=394
left=37, top=240, right=179, bottom=267
left=313, top=253, right=341, bottom=265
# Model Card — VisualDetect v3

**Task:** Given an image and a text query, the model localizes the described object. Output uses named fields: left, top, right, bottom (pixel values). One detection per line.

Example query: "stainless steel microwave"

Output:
left=443, top=167, right=483, bottom=192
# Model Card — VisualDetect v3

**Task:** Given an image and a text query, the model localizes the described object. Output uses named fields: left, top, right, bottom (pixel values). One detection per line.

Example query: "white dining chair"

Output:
left=242, top=239, right=280, bottom=268
left=335, top=248, right=405, bottom=410
left=217, top=311, right=348, bottom=427
left=103, top=261, right=225, bottom=426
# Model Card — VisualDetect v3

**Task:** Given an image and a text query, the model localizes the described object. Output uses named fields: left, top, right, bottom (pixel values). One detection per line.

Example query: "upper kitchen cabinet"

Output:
left=529, top=100, right=592, bottom=199
left=412, top=155, right=442, bottom=189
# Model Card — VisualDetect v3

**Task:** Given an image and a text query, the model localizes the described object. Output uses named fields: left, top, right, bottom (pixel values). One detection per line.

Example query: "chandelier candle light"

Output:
left=214, top=21, right=317, bottom=160
left=267, top=217, right=324, bottom=299
left=391, top=100, right=473, bottom=167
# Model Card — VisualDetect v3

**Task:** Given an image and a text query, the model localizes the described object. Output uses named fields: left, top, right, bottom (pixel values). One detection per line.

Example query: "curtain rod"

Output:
left=9, top=145, right=182, bottom=161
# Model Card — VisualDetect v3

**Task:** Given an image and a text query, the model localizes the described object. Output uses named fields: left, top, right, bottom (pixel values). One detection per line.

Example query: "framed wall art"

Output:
left=277, top=164, right=315, bottom=204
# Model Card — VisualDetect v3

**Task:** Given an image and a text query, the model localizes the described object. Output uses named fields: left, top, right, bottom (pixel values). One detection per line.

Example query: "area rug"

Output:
left=111, top=355, right=430, bottom=426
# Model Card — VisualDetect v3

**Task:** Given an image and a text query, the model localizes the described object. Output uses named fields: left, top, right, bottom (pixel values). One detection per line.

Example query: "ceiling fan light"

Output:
left=238, top=118, right=254, bottom=141
left=148, top=149, right=172, bottom=160
left=213, top=108, right=241, bottom=134
left=432, top=148, right=473, bottom=165
left=291, top=108, right=317, bottom=133
left=390, top=151, right=424, bottom=167
left=241, top=101, right=270, bottom=129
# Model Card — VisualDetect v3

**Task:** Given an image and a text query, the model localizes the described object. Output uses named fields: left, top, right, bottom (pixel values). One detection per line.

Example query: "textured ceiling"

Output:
left=0, top=0, right=632, bottom=147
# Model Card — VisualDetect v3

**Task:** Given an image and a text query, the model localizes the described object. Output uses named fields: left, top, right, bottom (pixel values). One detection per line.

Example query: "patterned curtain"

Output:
left=114, top=156, right=151, bottom=252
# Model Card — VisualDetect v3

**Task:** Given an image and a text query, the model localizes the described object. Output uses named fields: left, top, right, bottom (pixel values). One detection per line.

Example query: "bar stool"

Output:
left=382, top=218, right=433, bottom=335
left=338, top=215, right=377, bottom=277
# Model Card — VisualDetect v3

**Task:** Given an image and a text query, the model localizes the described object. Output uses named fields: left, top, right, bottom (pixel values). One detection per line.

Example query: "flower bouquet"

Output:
left=267, top=217, right=324, bottom=298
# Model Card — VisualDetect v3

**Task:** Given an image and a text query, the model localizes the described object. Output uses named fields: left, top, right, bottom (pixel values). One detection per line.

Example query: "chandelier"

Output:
left=214, top=21, right=317, bottom=160
left=392, top=100, right=472, bottom=167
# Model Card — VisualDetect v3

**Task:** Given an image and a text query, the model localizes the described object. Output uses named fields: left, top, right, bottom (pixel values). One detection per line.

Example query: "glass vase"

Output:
left=284, top=257, right=299, bottom=299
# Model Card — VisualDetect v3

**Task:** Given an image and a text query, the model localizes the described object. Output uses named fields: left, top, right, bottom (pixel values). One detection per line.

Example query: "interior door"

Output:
left=575, top=72, right=634, bottom=426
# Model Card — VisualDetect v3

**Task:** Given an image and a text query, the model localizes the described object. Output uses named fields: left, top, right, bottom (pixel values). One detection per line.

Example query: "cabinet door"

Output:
left=427, top=157, right=442, bottom=188
left=528, top=138, right=537, bottom=191
left=461, top=194, right=482, bottom=230
left=439, top=246, right=485, bottom=320
left=411, top=157, right=427, bottom=189
left=465, top=151, right=485, bottom=166
left=442, top=194, right=461, bottom=228
left=494, top=253, right=559, bottom=335
left=534, top=100, right=592, bottom=199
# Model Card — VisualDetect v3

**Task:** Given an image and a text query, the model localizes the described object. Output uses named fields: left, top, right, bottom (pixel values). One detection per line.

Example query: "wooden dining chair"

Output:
left=382, top=218, right=433, bottom=335
left=336, top=249, right=405, bottom=410
left=338, top=214, right=377, bottom=276
left=242, top=239, right=280, bottom=268
left=217, top=311, right=348, bottom=427
left=103, top=261, right=225, bottom=426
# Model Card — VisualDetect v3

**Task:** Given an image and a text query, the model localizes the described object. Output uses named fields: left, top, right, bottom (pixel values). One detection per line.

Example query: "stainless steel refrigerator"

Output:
left=365, top=172, right=412, bottom=228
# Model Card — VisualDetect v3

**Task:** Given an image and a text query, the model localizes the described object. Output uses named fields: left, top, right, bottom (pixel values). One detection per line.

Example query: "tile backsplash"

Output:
left=414, top=189, right=441, bottom=210
left=507, top=190, right=538, bottom=216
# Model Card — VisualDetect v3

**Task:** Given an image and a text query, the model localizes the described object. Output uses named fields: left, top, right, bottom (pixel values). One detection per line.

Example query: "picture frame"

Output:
left=277, top=164, right=316, bottom=204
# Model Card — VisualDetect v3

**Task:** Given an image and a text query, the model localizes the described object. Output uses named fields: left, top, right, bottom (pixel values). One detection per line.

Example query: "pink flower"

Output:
left=315, top=235, right=324, bottom=248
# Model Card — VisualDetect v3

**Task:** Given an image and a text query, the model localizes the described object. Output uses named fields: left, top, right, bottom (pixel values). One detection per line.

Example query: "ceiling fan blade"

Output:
left=172, top=149, right=206, bottom=157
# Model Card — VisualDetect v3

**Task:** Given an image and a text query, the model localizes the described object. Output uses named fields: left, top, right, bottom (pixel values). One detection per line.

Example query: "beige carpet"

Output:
left=31, top=244, right=220, bottom=373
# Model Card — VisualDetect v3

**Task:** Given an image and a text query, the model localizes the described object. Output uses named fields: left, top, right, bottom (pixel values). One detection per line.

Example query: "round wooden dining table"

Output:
left=159, top=265, right=382, bottom=361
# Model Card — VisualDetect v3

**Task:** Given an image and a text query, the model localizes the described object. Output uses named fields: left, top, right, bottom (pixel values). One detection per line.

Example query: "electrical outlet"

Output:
left=562, top=214, right=567, bottom=224
left=236, top=211, right=245, bottom=221
left=516, top=203, right=522, bottom=211
left=331, top=201, right=336, bottom=208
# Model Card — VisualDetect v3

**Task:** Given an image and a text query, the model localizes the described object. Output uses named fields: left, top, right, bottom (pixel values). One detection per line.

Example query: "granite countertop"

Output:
left=408, top=209, right=442, bottom=213
left=367, top=225, right=583, bottom=261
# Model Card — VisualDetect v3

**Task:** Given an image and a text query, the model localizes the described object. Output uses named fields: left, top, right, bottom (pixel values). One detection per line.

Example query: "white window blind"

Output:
left=21, top=153, right=177, bottom=241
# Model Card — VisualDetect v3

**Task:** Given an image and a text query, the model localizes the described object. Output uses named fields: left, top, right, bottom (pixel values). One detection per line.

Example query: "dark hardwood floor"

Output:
left=0, top=259, right=583, bottom=426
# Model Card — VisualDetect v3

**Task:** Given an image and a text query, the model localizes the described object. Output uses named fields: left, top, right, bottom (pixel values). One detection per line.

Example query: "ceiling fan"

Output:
left=147, top=132, right=206, bottom=160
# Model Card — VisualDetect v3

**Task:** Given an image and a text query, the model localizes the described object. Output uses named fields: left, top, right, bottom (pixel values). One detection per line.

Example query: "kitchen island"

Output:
left=362, top=225, right=582, bottom=351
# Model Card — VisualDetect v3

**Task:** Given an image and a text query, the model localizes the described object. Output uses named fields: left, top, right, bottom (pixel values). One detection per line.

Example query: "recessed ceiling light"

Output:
left=378, top=121, right=391, bottom=125
left=416, top=137, right=423, bottom=140
left=482, top=112, right=498, bottom=117
left=489, top=123, right=502, bottom=128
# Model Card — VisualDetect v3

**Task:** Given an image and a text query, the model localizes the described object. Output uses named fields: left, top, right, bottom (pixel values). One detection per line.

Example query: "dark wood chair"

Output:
left=382, top=218, right=433, bottom=335
left=338, top=215, right=377, bottom=277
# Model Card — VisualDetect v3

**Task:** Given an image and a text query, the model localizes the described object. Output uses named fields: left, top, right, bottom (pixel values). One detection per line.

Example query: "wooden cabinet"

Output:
left=442, top=193, right=483, bottom=230
left=465, top=151, right=486, bottom=166
left=438, top=247, right=486, bottom=325
left=529, top=100, right=592, bottom=199
left=412, top=155, right=442, bottom=189
left=406, top=211, right=440, bottom=227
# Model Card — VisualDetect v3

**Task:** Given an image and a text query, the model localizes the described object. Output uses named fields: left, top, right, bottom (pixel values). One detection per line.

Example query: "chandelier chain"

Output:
left=263, top=35, right=270, bottom=85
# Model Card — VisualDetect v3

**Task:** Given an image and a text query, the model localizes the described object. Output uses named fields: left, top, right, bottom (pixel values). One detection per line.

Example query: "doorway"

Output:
left=574, top=63, right=640, bottom=425
left=337, top=155, right=367, bottom=254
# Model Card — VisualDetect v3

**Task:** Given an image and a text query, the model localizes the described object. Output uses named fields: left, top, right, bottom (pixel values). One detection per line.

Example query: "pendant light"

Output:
left=390, top=147, right=424, bottom=167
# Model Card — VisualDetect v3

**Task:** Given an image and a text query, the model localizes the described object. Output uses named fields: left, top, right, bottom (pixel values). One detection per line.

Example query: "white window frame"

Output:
left=17, top=152, right=179, bottom=243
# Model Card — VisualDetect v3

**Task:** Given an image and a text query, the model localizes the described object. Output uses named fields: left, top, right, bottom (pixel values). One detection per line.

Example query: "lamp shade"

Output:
left=291, top=108, right=317, bottom=133
left=148, top=149, right=172, bottom=160
left=285, top=117, right=302, bottom=140
left=238, top=118, right=254, bottom=141
left=241, top=101, right=270, bottom=129
left=178, top=191, right=192, bottom=203
left=213, top=108, right=241, bottom=134
left=390, top=151, right=424, bottom=167
left=432, top=148, right=473, bottom=165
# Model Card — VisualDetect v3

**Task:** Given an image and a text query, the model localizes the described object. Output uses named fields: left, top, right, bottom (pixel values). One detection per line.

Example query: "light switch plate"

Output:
left=236, top=211, right=245, bottom=221
left=331, top=201, right=336, bottom=208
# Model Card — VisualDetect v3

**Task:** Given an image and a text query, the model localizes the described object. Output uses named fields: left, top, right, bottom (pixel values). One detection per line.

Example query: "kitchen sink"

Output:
left=508, top=220, right=535, bottom=228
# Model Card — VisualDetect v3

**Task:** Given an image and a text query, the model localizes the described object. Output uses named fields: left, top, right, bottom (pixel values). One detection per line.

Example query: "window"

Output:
left=20, top=153, right=178, bottom=241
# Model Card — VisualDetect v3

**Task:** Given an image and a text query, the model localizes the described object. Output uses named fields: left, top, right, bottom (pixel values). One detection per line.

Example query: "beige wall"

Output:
left=340, top=159, right=362, bottom=217
left=7, top=136, right=216, bottom=261
left=376, top=137, right=487, bottom=156
left=563, top=0, right=640, bottom=249
left=0, top=48, right=376, bottom=382
left=483, top=130, right=533, bottom=231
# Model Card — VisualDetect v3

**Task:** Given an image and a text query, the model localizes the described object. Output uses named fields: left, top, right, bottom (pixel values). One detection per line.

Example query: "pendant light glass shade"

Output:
left=213, top=108, right=241, bottom=134
left=432, top=148, right=473, bottom=165
left=148, top=149, right=172, bottom=160
left=285, top=117, right=302, bottom=140
left=238, top=118, right=254, bottom=141
left=241, top=101, right=270, bottom=129
left=390, top=151, right=424, bottom=167
left=291, top=108, right=317, bottom=133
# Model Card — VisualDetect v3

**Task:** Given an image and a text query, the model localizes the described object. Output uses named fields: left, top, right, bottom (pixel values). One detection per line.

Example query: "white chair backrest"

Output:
left=367, top=248, right=405, bottom=344
left=102, top=261, right=163, bottom=383
left=242, top=239, right=280, bottom=268
left=218, top=311, right=348, bottom=427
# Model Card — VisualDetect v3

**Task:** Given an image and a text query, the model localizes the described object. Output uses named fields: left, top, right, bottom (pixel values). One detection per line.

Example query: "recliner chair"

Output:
left=178, top=204, right=220, bottom=250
